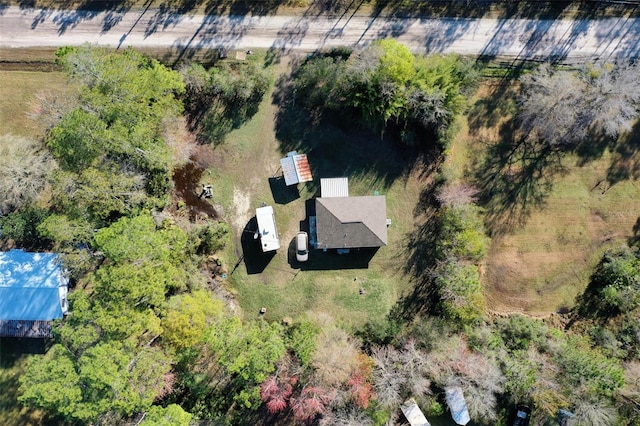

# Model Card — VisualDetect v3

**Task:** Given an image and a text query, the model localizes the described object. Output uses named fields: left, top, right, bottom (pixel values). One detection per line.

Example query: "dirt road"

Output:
left=1, top=6, right=638, bottom=60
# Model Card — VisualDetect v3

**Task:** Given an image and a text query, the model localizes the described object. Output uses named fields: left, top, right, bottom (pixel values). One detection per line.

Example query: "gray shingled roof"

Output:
left=315, top=196, right=387, bottom=249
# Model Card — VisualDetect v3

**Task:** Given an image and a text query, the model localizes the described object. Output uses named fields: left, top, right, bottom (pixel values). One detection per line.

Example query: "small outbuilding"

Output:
left=401, top=398, right=431, bottom=426
left=280, top=151, right=313, bottom=186
left=0, top=250, right=68, bottom=338
left=320, top=177, right=349, bottom=198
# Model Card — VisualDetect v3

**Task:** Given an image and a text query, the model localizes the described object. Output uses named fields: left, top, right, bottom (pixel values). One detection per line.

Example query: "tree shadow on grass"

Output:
left=629, top=216, right=640, bottom=248
left=370, top=0, right=590, bottom=20
left=391, top=179, right=443, bottom=322
left=466, top=81, right=519, bottom=137
left=467, top=81, right=567, bottom=235
left=272, top=68, right=424, bottom=196
left=573, top=128, right=618, bottom=168
left=268, top=176, right=300, bottom=205
left=472, top=131, right=566, bottom=236
left=0, top=338, right=50, bottom=368
left=607, top=119, right=640, bottom=186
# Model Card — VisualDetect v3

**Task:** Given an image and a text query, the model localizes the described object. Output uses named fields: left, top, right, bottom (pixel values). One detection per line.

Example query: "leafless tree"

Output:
left=622, top=361, right=640, bottom=400
left=518, top=64, right=588, bottom=147
left=345, top=44, right=384, bottom=85
left=407, top=88, right=450, bottom=130
left=424, top=336, right=505, bottom=421
left=518, top=62, right=640, bottom=147
left=587, top=62, right=640, bottom=138
left=371, top=346, right=404, bottom=407
left=567, top=398, right=619, bottom=426
left=0, top=134, right=57, bottom=215
left=436, top=182, right=479, bottom=208
left=161, top=115, right=197, bottom=168
left=371, top=341, right=431, bottom=408
left=309, top=313, right=361, bottom=387
left=28, top=89, right=79, bottom=130
left=319, top=406, right=374, bottom=426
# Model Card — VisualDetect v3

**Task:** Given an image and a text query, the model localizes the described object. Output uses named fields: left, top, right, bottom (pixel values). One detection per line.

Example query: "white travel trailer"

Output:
left=256, top=206, right=280, bottom=252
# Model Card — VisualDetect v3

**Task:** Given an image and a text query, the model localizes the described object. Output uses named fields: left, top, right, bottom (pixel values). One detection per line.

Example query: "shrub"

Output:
left=192, top=221, right=230, bottom=255
left=434, top=261, right=485, bottom=326
left=435, top=204, right=489, bottom=262
left=0, top=206, right=49, bottom=247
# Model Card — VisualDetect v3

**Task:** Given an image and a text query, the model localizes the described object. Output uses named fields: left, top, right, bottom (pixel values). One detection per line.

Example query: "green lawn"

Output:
left=205, top=54, right=423, bottom=329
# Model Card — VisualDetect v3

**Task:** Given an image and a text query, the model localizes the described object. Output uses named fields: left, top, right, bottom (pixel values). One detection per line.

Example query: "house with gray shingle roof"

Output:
left=314, top=178, right=387, bottom=250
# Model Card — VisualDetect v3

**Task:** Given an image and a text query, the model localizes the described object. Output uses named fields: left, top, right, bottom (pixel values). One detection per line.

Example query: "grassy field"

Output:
left=0, top=70, right=70, bottom=138
left=458, top=82, right=640, bottom=315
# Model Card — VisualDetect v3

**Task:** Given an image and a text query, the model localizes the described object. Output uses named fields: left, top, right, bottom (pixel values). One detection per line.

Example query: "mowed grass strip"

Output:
left=0, top=70, right=71, bottom=138
left=457, top=81, right=640, bottom=315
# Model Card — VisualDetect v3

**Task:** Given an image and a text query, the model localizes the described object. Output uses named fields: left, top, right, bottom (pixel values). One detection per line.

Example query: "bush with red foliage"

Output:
left=347, top=372, right=375, bottom=409
left=260, top=375, right=297, bottom=414
left=291, top=386, right=334, bottom=421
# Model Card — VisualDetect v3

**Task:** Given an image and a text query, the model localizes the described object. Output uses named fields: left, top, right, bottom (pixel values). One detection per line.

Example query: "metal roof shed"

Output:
left=445, top=387, right=471, bottom=425
left=0, top=250, right=68, bottom=338
left=280, top=151, right=313, bottom=186
left=0, top=250, right=68, bottom=321
left=320, top=177, right=349, bottom=197
left=256, top=206, right=280, bottom=252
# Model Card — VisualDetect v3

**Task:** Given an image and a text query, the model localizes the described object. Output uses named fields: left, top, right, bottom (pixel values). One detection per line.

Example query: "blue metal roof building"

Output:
left=0, top=250, right=68, bottom=337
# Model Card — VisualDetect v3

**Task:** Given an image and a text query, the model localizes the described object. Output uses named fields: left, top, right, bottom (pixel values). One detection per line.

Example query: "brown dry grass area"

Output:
left=0, top=70, right=70, bottom=138
left=458, top=80, right=640, bottom=316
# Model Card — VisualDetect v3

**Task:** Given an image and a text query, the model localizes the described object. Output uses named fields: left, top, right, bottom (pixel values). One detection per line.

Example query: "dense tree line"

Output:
left=290, top=39, right=476, bottom=148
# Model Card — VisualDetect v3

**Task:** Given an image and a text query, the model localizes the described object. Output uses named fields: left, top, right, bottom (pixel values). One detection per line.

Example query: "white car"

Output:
left=295, top=232, right=309, bottom=262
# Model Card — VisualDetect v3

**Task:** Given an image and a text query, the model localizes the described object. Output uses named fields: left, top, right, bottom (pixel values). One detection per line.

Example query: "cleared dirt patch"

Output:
left=232, top=187, right=252, bottom=232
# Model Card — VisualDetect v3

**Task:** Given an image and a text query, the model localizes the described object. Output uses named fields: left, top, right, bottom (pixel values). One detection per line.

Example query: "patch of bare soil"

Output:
left=171, top=145, right=220, bottom=222
left=232, top=187, right=252, bottom=232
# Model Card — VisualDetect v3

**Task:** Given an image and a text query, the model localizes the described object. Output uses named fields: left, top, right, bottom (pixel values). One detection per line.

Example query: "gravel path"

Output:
left=1, top=6, right=639, bottom=60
